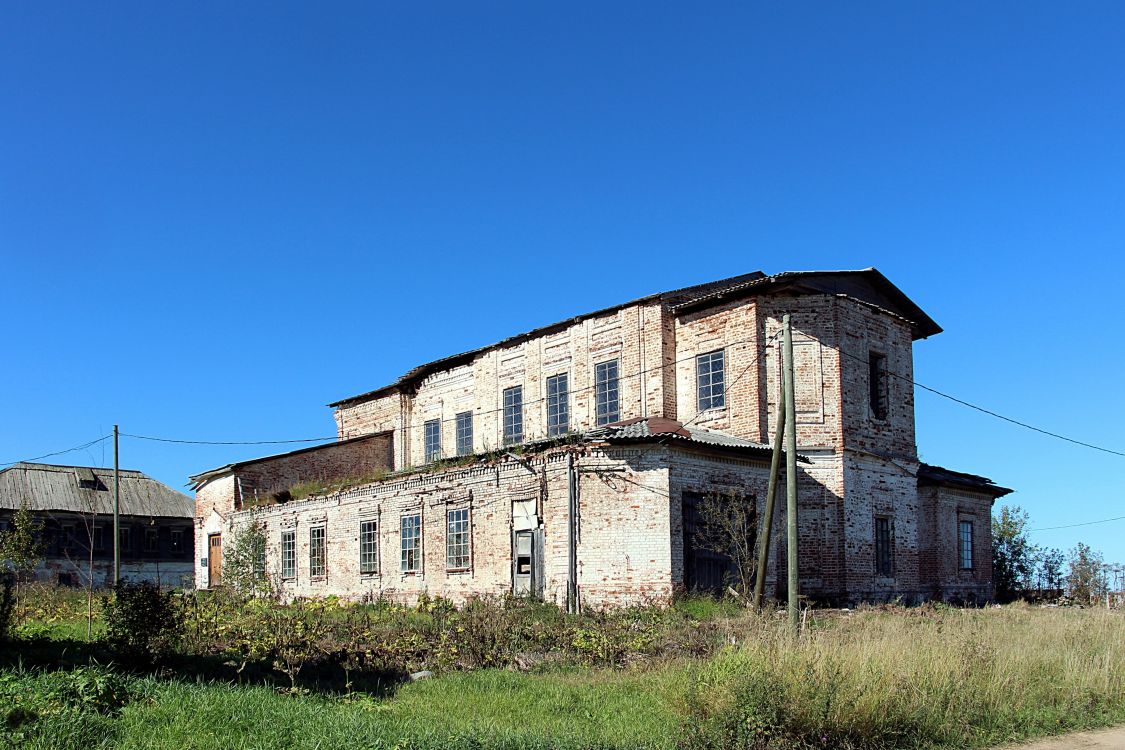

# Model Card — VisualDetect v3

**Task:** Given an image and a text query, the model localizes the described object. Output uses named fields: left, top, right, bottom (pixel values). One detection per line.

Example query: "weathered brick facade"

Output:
left=194, top=269, right=1011, bottom=606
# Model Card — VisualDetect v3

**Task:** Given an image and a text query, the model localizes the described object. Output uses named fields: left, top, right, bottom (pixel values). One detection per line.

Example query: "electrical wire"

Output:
left=833, top=345, right=1125, bottom=458
left=1028, top=515, right=1125, bottom=532
left=122, top=433, right=337, bottom=446
left=0, top=435, right=113, bottom=469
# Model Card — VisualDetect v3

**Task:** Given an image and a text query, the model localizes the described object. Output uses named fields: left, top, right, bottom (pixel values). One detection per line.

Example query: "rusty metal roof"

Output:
left=0, top=462, right=193, bottom=518
left=586, top=417, right=779, bottom=457
left=917, top=463, right=1013, bottom=498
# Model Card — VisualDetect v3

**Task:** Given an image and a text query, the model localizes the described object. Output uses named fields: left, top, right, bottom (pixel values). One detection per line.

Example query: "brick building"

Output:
left=193, top=269, right=1011, bottom=607
left=1, top=462, right=195, bottom=588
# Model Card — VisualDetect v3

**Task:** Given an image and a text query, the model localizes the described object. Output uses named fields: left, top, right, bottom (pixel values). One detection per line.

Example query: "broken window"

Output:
left=546, top=373, right=570, bottom=437
left=503, top=386, right=523, bottom=445
left=869, top=351, right=888, bottom=420
left=874, top=516, right=893, bottom=576
left=401, top=513, right=422, bottom=573
left=281, top=530, right=296, bottom=579
left=446, top=508, right=471, bottom=570
left=696, top=349, right=726, bottom=412
left=92, top=525, right=105, bottom=552
left=424, top=419, right=441, bottom=462
left=169, top=529, right=183, bottom=555
left=595, top=359, right=620, bottom=426
left=309, top=526, right=326, bottom=577
left=959, top=520, right=973, bottom=570
left=455, top=411, right=473, bottom=456
left=119, top=527, right=131, bottom=553
left=360, top=520, right=379, bottom=574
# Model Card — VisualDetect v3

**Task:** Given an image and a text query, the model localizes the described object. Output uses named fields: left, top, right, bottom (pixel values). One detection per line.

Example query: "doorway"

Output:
left=208, top=533, right=222, bottom=587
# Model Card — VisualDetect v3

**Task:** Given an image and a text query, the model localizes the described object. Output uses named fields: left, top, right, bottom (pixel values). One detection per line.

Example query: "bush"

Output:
left=0, top=578, right=13, bottom=642
left=102, top=580, right=183, bottom=665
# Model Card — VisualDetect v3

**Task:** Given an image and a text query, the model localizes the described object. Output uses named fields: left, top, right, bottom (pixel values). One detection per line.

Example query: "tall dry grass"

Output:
left=683, top=604, right=1125, bottom=749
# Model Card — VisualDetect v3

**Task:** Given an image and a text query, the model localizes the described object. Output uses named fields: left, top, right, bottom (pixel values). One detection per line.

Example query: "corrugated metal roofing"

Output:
left=0, top=462, right=193, bottom=518
left=586, top=417, right=775, bottom=454
left=917, top=462, right=1013, bottom=497
left=327, top=271, right=769, bottom=407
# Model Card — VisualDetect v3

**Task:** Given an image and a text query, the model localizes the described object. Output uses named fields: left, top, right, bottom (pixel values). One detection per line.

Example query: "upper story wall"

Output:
left=335, top=301, right=672, bottom=469
left=332, top=285, right=922, bottom=469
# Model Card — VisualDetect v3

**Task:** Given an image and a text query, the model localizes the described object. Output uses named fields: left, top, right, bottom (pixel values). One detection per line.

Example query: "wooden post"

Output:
left=782, top=315, right=800, bottom=635
left=752, top=395, right=785, bottom=610
left=113, top=424, right=120, bottom=585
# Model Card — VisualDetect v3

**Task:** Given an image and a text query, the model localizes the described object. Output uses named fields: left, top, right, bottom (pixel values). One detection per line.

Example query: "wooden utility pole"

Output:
left=781, top=315, right=800, bottom=634
left=113, top=424, right=120, bottom=585
left=752, top=395, right=785, bottom=610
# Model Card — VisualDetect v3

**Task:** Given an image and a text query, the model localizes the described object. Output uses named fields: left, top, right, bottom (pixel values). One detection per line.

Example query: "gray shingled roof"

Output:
left=0, top=462, right=193, bottom=518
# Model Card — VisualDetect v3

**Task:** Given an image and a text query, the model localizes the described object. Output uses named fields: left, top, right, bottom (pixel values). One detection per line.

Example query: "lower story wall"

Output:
left=198, top=447, right=678, bottom=609
left=917, top=485, right=993, bottom=602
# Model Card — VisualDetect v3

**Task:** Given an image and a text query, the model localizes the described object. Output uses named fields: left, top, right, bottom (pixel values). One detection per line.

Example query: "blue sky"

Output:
left=1, top=2, right=1123, bottom=565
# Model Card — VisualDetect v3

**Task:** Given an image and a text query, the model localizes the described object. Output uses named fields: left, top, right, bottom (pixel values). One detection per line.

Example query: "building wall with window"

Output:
left=195, top=269, right=1012, bottom=606
left=916, top=484, right=994, bottom=602
left=333, top=301, right=672, bottom=469
left=217, top=445, right=709, bottom=607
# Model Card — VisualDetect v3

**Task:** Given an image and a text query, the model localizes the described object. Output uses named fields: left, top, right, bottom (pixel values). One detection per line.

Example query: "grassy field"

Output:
left=2, top=589, right=1123, bottom=750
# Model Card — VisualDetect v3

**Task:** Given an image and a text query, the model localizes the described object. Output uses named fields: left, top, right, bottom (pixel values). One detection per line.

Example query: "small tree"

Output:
left=1039, top=547, right=1066, bottom=593
left=224, top=519, right=273, bottom=598
left=991, top=505, right=1038, bottom=603
left=0, top=501, right=45, bottom=610
left=103, top=579, right=183, bottom=665
left=693, top=491, right=758, bottom=599
left=1066, top=542, right=1106, bottom=604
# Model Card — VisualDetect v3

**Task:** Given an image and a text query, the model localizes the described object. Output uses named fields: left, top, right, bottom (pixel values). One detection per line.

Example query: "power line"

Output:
left=0, top=435, right=113, bottom=469
left=834, top=345, right=1125, bottom=458
left=117, top=332, right=776, bottom=448
left=122, top=433, right=337, bottom=446
left=1029, top=515, right=1125, bottom=532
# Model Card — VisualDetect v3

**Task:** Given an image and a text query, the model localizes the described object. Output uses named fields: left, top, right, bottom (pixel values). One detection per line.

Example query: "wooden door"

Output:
left=208, top=533, right=222, bottom=587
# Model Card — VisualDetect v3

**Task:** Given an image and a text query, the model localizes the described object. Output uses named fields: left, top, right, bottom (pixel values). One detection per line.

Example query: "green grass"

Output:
left=3, top=666, right=683, bottom=750
left=3, top=595, right=1125, bottom=750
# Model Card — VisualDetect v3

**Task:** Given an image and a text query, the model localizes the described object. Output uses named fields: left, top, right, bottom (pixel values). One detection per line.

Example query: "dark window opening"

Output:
left=503, top=386, right=524, bottom=445
left=424, top=419, right=441, bottom=462
left=455, top=411, right=473, bottom=456
left=595, top=359, right=620, bottom=426
left=869, top=351, right=888, bottom=420
left=875, top=516, right=893, bottom=576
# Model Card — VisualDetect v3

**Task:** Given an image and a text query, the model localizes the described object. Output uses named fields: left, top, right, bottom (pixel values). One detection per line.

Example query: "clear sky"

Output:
left=2, top=3, right=1123, bottom=565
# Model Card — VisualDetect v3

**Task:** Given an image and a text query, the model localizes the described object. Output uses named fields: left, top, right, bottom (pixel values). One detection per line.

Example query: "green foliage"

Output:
left=0, top=578, right=13, bottom=642
left=0, top=502, right=44, bottom=582
left=223, top=519, right=273, bottom=598
left=0, top=666, right=134, bottom=749
left=992, top=505, right=1038, bottom=602
left=102, top=580, right=183, bottom=665
left=288, top=470, right=391, bottom=502
left=1039, top=547, right=1066, bottom=591
left=691, top=492, right=758, bottom=598
left=1067, top=542, right=1107, bottom=603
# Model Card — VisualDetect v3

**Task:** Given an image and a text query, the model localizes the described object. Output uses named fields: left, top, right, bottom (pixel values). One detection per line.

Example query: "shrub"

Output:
left=102, top=580, right=183, bottom=665
left=0, top=578, right=13, bottom=642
